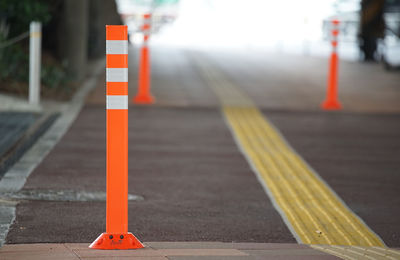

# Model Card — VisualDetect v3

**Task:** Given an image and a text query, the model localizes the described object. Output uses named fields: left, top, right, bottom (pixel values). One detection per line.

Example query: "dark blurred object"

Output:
left=0, top=0, right=52, bottom=37
left=57, top=0, right=89, bottom=81
left=88, top=0, right=122, bottom=59
left=58, top=0, right=122, bottom=81
left=359, top=0, right=386, bottom=61
left=1, top=0, right=122, bottom=98
left=0, top=0, right=63, bottom=90
left=377, top=0, right=400, bottom=69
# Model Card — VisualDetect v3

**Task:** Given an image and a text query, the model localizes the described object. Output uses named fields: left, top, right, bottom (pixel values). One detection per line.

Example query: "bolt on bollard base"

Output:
left=89, top=233, right=144, bottom=250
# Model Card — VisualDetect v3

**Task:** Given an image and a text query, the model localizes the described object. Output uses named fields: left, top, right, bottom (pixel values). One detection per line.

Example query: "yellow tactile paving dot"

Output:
left=223, top=106, right=384, bottom=246
left=194, top=56, right=386, bottom=248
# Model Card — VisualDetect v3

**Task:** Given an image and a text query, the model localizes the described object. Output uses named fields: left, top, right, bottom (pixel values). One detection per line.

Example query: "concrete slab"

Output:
left=0, top=242, right=341, bottom=260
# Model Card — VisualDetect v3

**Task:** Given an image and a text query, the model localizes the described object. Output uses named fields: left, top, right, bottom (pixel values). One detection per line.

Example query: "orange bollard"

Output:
left=321, top=19, right=342, bottom=110
left=90, top=25, right=144, bottom=250
left=133, top=13, right=155, bottom=104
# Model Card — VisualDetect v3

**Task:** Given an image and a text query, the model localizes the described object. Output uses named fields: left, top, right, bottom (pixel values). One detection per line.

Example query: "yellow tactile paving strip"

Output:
left=195, top=56, right=386, bottom=247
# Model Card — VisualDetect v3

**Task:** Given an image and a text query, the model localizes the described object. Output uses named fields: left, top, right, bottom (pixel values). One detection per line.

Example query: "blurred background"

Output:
left=0, top=0, right=399, bottom=101
left=1, top=1, right=400, bottom=252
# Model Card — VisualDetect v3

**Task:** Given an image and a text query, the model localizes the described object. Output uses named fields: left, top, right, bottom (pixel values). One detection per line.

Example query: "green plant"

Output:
left=41, top=64, right=68, bottom=89
left=0, top=0, right=52, bottom=83
left=0, top=0, right=51, bottom=37
left=0, top=44, right=29, bottom=82
left=0, top=1, right=68, bottom=89
left=0, top=0, right=73, bottom=99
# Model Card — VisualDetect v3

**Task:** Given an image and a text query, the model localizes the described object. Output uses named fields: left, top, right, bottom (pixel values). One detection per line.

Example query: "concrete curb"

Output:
left=0, top=113, right=59, bottom=180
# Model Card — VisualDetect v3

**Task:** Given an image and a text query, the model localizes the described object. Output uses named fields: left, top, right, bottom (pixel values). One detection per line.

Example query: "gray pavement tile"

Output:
left=0, top=250, right=77, bottom=260
left=257, top=256, right=340, bottom=260
left=167, top=257, right=256, bottom=260
left=64, top=243, right=91, bottom=249
left=241, top=249, right=338, bottom=257
left=0, top=256, right=77, bottom=260
left=80, top=257, right=167, bottom=260
left=167, top=256, right=339, bottom=260
left=146, top=242, right=227, bottom=249
left=228, top=243, right=310, bottom=250
left=157, top=249, right=247, bottom=256
left=146, top=242, right=310, bottom=250
left=73, top=247, right=162, bottom=257
left=0, top=243, right=68, bottom=252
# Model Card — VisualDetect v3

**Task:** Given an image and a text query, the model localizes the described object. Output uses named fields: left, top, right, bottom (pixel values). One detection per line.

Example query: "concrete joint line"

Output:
left=0, top=58, right=105, bottom=247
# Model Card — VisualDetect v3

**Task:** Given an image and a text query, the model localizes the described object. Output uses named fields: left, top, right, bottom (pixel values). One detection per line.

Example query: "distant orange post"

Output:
left=321, top=19, right=342, bottom=110
left=90, top=25, right=144, bottom=250
left=133, top=13, right=155, bottom=104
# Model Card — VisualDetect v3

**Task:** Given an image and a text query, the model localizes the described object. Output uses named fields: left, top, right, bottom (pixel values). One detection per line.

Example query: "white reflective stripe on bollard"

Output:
left=106, top=68, right=128, bottom=82
left=106, top=95, right=128, bottom=110
left=106, top=40, right=128, bottom=55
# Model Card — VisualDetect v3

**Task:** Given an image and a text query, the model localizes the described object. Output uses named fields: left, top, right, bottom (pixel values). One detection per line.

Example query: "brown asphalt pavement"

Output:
left=7, top=106, right=295, bottom=243
left=264, top=110, right=400, bottom=247
left=5, top=46, right=400, bottom=248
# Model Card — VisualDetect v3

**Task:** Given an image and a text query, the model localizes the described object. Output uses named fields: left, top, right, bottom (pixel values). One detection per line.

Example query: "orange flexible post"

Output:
left=321, top=20, right=342, bottom=110
left=90, top=25, right=144, bottom=250
left=133, top=13, right=155, bottom=104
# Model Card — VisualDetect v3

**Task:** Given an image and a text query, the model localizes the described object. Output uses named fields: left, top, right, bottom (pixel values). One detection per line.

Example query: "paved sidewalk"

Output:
left=2, top=45, right=400, bottom=260
left=5, top=106, right=295, bottom=244
left=0, top=242, right=339, bottom=260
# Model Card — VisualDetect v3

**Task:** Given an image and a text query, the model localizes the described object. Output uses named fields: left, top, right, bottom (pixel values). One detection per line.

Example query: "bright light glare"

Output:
left=152, top=0, right=337, bottom=49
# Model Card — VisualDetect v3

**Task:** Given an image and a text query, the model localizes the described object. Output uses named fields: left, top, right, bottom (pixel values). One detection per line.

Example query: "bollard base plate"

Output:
left=133, top=95, right=155, bottom=104
left=321, top=100, right=342, bottom=110
left=89, top=232, right=144, bottom=250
